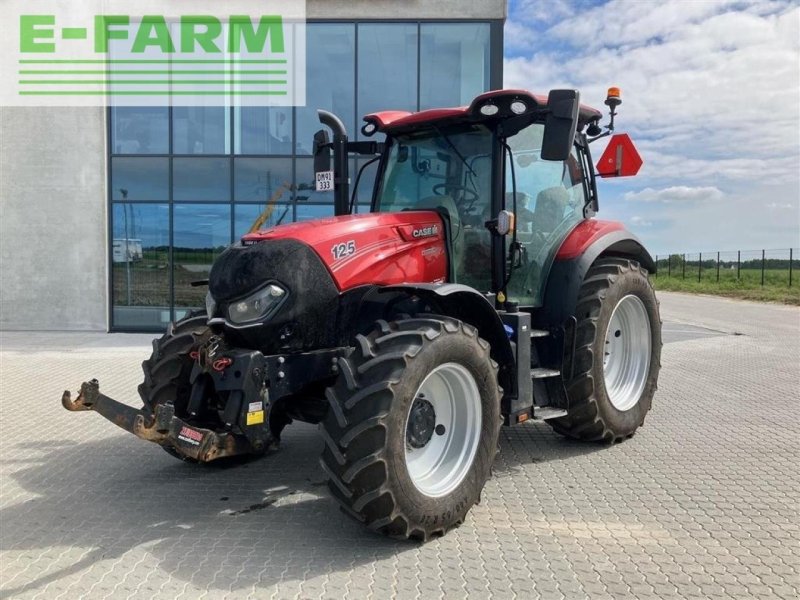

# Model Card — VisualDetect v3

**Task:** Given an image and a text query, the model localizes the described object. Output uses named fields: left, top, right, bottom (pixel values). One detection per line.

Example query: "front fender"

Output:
left=378, top=283, right=515, bottom=394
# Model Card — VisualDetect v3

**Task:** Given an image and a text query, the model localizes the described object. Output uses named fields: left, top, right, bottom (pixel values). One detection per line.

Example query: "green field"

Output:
left=652, top=268, right=799, bottom=305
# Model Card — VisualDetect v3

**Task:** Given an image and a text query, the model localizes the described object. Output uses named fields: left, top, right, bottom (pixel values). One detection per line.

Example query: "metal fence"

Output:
left=653, top=249, right=799, bottom=286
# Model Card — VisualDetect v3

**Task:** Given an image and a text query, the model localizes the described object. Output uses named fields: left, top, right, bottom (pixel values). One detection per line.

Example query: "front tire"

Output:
left=319, top=317, right=501, bottom=541
left=138, top=313, right=211, bottom=415
left=550, top=258, right=662, bottom=443
left=138, top=313, right=211, bottom=461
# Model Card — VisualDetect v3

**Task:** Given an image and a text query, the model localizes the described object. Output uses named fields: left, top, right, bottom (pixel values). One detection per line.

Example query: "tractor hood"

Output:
left=239, top=211, right=448, bottom=291
left=207, top=211, right=447, bottom=352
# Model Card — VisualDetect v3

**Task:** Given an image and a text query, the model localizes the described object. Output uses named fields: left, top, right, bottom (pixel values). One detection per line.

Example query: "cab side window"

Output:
left=505, top=124, right=587, bottom=306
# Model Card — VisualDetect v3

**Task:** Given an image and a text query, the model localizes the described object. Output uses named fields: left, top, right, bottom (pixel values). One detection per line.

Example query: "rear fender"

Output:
left=372, top=283, right=515, bottom=394
left=538, top=221, right=655, bottom=329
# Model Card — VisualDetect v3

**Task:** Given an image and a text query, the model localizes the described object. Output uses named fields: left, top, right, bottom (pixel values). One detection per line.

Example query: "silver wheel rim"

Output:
left=404, top=363, right=482, bottom=498
left=603, top=294, right=652, bottom=412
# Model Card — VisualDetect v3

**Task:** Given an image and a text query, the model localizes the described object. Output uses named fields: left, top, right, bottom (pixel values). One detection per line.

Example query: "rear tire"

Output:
left=549, top=258, right=661, bottom=443
left=319, top=317, right=501, bottom=541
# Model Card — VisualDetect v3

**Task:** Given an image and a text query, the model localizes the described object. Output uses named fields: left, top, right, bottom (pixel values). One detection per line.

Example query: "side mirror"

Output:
left=312, top=129, right=331, bottom=174
left=541, top=89, right=580, bottom=161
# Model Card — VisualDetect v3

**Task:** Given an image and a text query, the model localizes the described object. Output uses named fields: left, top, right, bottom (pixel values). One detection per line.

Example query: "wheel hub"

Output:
left=404, top=363, right=482, bottom=498
left=603, top=294, right=652, bottom=411
left=406, top=396, right=436, bottom=449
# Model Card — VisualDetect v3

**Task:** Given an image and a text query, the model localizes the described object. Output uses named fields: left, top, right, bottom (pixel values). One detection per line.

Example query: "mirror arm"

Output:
left=587, top=130, right=611, bottom=144
left=587, top=98, right=619, bottom=144
left=346, top=141, right=385, bottom=155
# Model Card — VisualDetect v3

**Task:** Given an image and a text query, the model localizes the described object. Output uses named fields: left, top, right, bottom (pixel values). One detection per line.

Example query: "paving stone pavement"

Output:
left=0, top=292, right=798, bottom=599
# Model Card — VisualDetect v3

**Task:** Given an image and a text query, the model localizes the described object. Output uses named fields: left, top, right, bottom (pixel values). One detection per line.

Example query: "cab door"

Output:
left=504, top=124, right=589, bottom=307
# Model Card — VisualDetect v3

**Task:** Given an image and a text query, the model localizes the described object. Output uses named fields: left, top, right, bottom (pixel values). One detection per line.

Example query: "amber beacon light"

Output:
left=605, top=87, right=622, bottom=108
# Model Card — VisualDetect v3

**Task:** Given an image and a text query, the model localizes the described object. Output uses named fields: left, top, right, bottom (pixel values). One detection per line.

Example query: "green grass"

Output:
left=652, top=269, right=799, bottom=305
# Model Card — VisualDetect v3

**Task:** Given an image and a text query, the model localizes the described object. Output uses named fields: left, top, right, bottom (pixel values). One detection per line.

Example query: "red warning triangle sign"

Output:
left=596, top=133, right=643, bottom=178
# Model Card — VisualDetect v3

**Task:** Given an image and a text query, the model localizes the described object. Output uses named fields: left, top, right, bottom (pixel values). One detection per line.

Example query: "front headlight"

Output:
left=227, top=283, right=287, bottom=324
left=205, top=291, right=217, bottom=317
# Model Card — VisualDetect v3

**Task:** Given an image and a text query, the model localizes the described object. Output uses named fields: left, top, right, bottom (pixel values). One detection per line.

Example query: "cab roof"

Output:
left=363, top=89, right=603, bottom=135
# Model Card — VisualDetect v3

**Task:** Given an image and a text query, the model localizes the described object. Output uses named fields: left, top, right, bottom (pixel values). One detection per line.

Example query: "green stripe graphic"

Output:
left=19, top=80, right=286, bottom=85
left=19, top=59, right=287, bottom=64
left=19, top=90, right=289, bottom=96
left=20, top=70, right=287, bottom=75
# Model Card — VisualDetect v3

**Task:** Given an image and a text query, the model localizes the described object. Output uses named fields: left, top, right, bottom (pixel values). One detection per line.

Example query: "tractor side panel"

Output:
left=242, top=212, right=448, bottom=291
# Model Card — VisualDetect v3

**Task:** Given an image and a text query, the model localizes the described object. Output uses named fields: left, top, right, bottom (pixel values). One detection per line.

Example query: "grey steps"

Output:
left=533, top=406, right=568, bottom=420
left=530, top=329, right=550, bottom=338
left=531, top=368, right=560, bottom=379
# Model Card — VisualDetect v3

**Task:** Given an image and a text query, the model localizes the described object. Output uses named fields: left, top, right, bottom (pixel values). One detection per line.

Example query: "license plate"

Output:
left=315, top=170, right=334, bottom=191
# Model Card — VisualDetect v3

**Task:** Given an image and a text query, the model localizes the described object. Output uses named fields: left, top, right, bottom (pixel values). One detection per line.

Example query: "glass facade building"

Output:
left=109, top=21, right=502, bottom=330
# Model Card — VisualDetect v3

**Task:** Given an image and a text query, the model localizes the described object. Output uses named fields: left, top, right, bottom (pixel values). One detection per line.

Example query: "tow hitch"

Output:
left=61, top=379, right=254, bottom=462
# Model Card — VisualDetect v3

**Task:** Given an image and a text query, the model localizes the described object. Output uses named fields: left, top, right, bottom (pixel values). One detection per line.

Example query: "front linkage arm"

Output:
left=62, top=379, right=252, bottom=462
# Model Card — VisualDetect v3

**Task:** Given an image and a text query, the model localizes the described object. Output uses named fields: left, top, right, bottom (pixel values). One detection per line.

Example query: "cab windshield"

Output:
left=373, top=122, right=588, bottom=305
left=375, top=125, right=494, bottom=292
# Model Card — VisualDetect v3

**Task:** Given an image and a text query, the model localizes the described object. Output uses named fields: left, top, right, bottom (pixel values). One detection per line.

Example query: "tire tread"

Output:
left=549, top=257, right=660, bottom=443
left=319, top=315, right=500, bottom=540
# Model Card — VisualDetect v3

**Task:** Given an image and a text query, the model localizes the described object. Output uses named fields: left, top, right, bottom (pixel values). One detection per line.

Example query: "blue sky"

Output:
left=504, top=0, right=799, bottom=255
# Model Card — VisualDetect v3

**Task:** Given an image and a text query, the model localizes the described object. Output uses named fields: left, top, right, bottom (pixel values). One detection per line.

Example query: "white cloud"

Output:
left=511, top=0, right=575, bottom=24
left=630, top=215, right=653, bottom=226
left=504, top=21, right=537, bottom=53
left=504, top=0, right=800, bottom=250
left=548, top=0, right=751, bottom=51
left=624, top=186, right=724, bottom=203
left=620, top=144, right=799, bottom=186
left=504, top=2, right=800, bottom=166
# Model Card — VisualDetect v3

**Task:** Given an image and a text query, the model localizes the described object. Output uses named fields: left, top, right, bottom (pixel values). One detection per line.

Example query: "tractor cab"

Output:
left=314, top=89, right=607, bottom=308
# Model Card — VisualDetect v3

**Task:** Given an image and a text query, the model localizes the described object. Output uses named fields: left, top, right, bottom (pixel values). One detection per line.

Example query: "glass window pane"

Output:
left=297, top=24, right=355, bottom=155
left=234, top=158, right=293, bottom=203
left=173, top=158, right=231, bottom=202
left=173, top=106, right=230, bottom=154
left=294, top=158, right=378, bottom=211
left=173, top=204, right=232, bottom=308
left=234, top=107, right=293, bottom=155
left=111, top=158, right=169, bottom=201
left=111, top=107, right=169, bottom=154
left=296, top=204, right=334, bottom=222
left=112, top=203, right=170, bottom=329
left=358, top=24, right=418, bottom=119
left=235, top=203, right=292, bottom=237
left=420, top=24, right=490, bottom=110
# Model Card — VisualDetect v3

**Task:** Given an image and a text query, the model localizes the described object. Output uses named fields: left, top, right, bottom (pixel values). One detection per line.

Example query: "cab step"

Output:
left=530, top=329, right=550, bottom=338
left=531, top=368, right=560, bottom=379
left=533, top=406, right=568, bottom=420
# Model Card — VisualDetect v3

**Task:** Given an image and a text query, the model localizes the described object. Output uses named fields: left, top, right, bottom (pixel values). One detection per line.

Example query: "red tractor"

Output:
left=63, top=88, right=661, bottom=541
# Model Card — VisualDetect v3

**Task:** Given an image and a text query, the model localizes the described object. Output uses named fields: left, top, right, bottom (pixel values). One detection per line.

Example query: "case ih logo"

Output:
left=412, top=225, right=439, bottom=239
